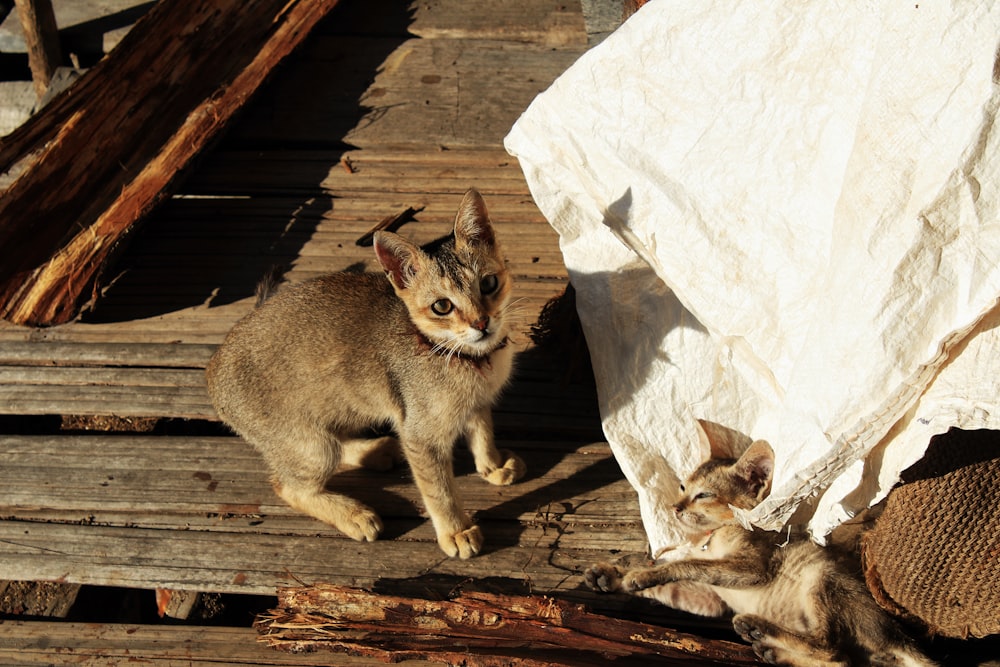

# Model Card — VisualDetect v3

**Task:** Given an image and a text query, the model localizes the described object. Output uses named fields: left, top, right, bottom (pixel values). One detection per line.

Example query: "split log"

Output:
left=13, top=0, right=61, bottom=99
left=255, top=584, right=758, bottom=666
left=0, top=0, right=341, bottom=326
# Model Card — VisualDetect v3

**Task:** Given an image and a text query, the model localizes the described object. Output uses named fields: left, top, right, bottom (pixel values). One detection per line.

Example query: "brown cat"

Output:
left=585, top=436, right=935, bottom=667
left=205, top=189, right=525, bottom=559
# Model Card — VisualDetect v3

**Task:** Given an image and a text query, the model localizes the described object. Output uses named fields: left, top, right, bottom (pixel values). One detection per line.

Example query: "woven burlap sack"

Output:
left=861, top=429, right=1000, bottom=639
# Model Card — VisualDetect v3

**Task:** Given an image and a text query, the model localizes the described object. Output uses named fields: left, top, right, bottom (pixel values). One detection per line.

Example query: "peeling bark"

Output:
left=255, top=584, right=758, bottom=666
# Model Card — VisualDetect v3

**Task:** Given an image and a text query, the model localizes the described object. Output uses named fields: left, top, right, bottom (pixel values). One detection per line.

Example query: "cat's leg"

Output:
left=638, top=580, right=728, bottom=617
left=400, top=428, right=482, bottom=559
left=622, top=557, right=767, bottom=593
left=339, top=435, right=403, bottom=472
left=465, top=406, right=525, bottom=486
left=732, top=614, right=846, bottom=667
left=587, top=561, right=728, bottom=616
left=261, top=427, right=383, bottom=542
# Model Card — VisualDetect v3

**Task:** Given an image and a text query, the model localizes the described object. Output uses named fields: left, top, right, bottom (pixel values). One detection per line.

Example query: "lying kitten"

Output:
left=206, top=189, right=525, bottom=559
left=586, top=438, right=935, bottom=666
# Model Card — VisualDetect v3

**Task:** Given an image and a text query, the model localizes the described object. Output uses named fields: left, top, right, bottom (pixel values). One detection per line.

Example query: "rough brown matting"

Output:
left=861, top=429, right=1000, bottom=639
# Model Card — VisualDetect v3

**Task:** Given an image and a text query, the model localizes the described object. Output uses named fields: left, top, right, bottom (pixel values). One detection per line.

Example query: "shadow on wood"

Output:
left=0, top=0, right=340, bottom=326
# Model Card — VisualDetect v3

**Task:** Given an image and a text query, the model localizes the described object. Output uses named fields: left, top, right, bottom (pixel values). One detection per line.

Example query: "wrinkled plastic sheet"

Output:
left=505, top=0, right=1000, bottom=554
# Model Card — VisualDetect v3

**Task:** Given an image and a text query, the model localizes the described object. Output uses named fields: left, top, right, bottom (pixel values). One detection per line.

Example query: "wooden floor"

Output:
left=0, top=1, right=717, bottom=664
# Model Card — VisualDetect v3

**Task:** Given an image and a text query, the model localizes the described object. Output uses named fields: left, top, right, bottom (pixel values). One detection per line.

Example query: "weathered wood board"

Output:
left=0, top=1, right=669, bottom=664
left=0, top=433, right=644, bottom=604
left=0, top=621, right=405, bottom=666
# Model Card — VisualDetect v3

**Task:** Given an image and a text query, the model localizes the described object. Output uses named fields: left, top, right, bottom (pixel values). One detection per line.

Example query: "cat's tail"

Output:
left=254, top=266, right=287, bottom=308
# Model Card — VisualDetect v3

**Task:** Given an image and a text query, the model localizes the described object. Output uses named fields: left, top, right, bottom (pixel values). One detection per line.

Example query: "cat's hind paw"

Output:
left=584, top=563, right=624, bottom=593
left=732, top=614, right=766, bottom=642
left=481, top=449, right=526, bottom=486
left=439, top=524, right=484, bottom=559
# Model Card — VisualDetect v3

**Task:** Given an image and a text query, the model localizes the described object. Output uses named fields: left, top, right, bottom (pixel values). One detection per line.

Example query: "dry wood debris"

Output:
left=255, top=584, right=758, bottom=666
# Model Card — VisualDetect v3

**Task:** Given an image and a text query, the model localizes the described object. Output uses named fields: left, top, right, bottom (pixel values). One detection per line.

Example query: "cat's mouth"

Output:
left=415, top=330, right=509, bottom=365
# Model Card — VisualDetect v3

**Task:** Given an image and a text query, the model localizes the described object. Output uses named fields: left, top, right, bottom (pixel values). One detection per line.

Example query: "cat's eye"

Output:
left=694, top=492, right=715, bottom=501
left=679, top=484, right=686, bottom=493
left=480, top=274, right=499, bottom=295
left=431, top=299, right=453, bottom=316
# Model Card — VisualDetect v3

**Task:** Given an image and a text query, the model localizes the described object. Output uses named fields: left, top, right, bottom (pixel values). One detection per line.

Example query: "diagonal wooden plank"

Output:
left=0, top=0, right=342, bottom=326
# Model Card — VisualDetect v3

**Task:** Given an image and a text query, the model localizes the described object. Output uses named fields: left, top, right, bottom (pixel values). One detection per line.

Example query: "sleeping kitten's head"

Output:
left=673, top=440, right=774, bottom=533
left=374, top=189, right=512, bottom=358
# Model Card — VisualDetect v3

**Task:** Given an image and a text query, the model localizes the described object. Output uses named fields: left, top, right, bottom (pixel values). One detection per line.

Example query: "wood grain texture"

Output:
left=13, top=0, right=61, bottom=98
left=0, top=621, right=394, bottom=665
left=0, top=0, right=341, bottom=325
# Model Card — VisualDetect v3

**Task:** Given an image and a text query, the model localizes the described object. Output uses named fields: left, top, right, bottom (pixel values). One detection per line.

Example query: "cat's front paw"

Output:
left=584, top=563, right=624, bottom=593
left=481, top=449, right=526, bottom=486
left=339, top=506, right=384, bottom=542
left=622, top=568, right=672, bottom=593
left=439, top=524, right=484, bottom=559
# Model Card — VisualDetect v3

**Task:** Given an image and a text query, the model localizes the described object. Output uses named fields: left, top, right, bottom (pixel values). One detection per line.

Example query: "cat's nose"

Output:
left=672, top=503, right=684, bottom=514
left=471, top=316, right=490, bottom=332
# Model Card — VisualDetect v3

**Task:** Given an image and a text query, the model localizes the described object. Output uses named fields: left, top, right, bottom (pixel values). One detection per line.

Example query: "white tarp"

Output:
left=504, top=0, right=1000, bottom=555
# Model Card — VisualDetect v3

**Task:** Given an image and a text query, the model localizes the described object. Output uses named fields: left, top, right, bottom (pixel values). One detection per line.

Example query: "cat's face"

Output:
left=404, top=248, right=512, bottom=357
left=374, top=189, right=512, bottom=357
left=673, top=440, right=775, bottom=533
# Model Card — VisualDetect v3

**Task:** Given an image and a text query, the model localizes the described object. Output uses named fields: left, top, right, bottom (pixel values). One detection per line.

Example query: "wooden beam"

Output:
left=13, top=0, right=61, bottom=99
left=255, top=584, right=759, bottom=666
left=0, top=621, right=357, bottom=666
left=0, top=0, right=341, bottom=326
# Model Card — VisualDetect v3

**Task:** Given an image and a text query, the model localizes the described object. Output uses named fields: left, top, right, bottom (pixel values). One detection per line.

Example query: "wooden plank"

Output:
left=0, top=436, right=631, bottom=530
left=0, top=432, right=643, bottom=597
left=0, top=366, right=204, bottom=387
left=228, top=38, right=583, bottom=149
left=0, top=519, right=642, bottom=599
left=0, top=621, right=397, bottom=666
left=13, top=0, right=61, bottom=99
left=0, top=0, right=342, bottom=326
left=346, top=39, right=582, bottom=149
left=0, top=341, right=215, bottom=367
left=186, top=153, right=534, bottom=197
left=0, top=366, right=596, bottom=425
left=408, top=0, right=587, bottom=47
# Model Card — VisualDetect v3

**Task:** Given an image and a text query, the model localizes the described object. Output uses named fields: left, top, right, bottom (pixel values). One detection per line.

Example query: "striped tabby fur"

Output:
left=586, top=430, right=935, bottom=666
left=206, top=189, right=524, bottom=559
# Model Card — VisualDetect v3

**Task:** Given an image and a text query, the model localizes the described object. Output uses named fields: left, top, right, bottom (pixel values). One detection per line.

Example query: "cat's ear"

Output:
left=695, top=419, right=752, bottom=460
left=453, top=188, right=496, bottom=249
left=733, top=440, right=774, bottom=500
left=374, top=231, right=424, bottom=289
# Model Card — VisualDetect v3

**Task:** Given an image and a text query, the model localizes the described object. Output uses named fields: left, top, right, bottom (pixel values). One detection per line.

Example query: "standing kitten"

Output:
left=206, top=189, right=525, bottom=559
left=585, top=437, right=935, bottom=667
